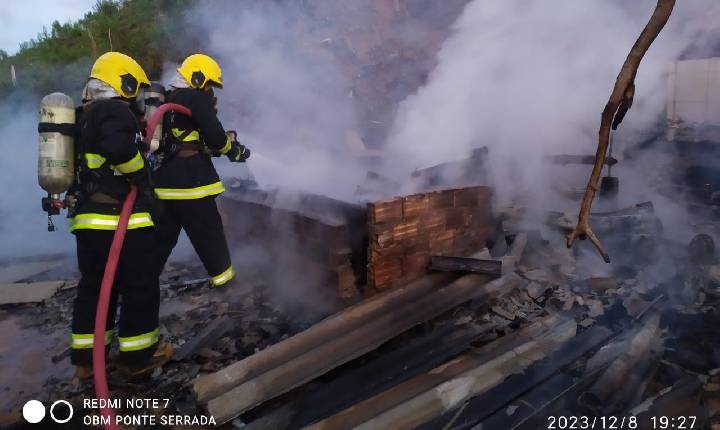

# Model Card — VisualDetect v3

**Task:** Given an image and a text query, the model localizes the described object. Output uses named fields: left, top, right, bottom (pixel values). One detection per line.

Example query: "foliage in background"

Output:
left=0, top=0, right=202, bottom=100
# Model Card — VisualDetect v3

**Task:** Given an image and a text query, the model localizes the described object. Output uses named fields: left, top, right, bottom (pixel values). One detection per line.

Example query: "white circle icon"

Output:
left=22, top=400, right=46, bottom=423
left=50, top=400, right=74, bottom=424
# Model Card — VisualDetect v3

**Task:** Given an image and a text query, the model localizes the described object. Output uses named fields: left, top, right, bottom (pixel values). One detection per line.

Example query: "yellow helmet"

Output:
left=90, top=52, right=150, bottom=98
left=177, top=54, right=223, bottom=89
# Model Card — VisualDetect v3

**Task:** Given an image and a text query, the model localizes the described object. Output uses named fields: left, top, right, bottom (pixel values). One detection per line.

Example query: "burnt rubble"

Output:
left=1, top=143, right=720, bottom=429
left=1, top=176, right=719, bottom=428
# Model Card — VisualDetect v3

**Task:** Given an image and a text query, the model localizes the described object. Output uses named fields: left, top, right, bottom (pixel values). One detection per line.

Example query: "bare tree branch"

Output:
left=567, top=0, right=677, bottom=263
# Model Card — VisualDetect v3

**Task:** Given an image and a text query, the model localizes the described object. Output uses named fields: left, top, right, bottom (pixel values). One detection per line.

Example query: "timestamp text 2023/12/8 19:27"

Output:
left=546, top=415, right=698, bottom=429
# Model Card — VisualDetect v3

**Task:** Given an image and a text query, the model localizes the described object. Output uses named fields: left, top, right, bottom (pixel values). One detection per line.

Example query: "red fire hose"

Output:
left=93, top=103, right=191, bottom=429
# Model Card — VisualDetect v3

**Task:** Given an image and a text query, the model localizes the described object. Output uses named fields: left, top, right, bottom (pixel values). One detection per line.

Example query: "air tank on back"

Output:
left=38, top=92, right=75, bottom=197
left=144, top=82, right=165, bottom=152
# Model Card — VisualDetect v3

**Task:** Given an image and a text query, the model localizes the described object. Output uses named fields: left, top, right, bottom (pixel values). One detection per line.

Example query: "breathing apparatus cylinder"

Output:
left=144, top=82, right=165, bottom=152
left=38, top=93, right=75, bottom=223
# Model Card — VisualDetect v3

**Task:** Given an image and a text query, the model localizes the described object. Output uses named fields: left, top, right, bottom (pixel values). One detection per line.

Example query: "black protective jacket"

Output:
left=152, top=88, right=231, bottom=199
left=70, top=98, right=153, bottom=232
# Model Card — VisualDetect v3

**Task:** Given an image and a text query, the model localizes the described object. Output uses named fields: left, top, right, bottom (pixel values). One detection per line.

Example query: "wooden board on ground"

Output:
left=0, top=281, right=65, bottom=304
left=304, top=314, right=572, bottom=430
left=172, top=317, right=234, bottom=362
left=0, top=261, right=63, bottom=283
left=193, top=273, right=456, bottom=403
left=204, top=273, right=525, bottom=424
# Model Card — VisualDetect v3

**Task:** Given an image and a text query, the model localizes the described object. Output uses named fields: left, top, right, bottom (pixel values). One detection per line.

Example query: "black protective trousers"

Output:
left=152, top=196, right=233, bottom=286
left=71, top=228, right=160, bottom=366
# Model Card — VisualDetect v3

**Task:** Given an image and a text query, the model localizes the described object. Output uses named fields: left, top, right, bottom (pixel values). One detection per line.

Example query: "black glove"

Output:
left=226, top=141, right=251, bottom=162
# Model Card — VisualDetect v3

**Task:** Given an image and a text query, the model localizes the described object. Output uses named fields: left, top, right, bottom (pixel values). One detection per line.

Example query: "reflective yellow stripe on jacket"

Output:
left=219, top=135, right=232, bottom=154
left=154, top=181, right=225, bottom=200
left=114, top=152, right=145, bottom=174
left=85, top=151, right=144, bottom=174
left=85, top=153, right=107, bottom=169
left=171, top=128, right=200, bottom=142
left=69, top=212, right=154, bottom=232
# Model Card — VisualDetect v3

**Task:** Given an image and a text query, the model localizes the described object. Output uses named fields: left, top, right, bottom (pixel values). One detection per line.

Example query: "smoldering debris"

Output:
left=1, top=170, right=719, bottom=428
left=188, top=211, right=719, bottom=427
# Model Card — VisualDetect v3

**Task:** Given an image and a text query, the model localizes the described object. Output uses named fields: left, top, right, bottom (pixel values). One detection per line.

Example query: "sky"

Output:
left=0, top=0, right=96, bottom=54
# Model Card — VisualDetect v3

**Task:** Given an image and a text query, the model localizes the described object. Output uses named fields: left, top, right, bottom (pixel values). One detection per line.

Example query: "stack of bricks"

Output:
left=218, top=187, right=367, bottom=302
left=367, top=186, right=493, bottom=291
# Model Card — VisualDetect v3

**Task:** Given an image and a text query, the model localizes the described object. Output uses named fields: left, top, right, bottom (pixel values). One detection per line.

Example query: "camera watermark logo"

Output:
left=22, top=400, right=45, bottom=424
left=22, top=400, right=74, bottom=424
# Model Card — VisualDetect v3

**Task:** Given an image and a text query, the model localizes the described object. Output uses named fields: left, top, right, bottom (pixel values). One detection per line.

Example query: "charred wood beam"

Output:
left=292, top=323, right=492, bottom=427
left=428, top=256, right=502, bottom=277
left=305, top=313, right=568, bottom=430
left=630, top=375, right=706, bottom=423
left=418, top=325, right=613, bottom=430
left=193, top=273, right=457, bottom=402
left=549, top=212, right=660, bottom=234
left=345, top=320, right=577, bottom=430
left=662, top=345, right=718, bottom=375
left=478, top=372, right=576, bottom=430
left=498, top=365, right=612, bottom=430
left=411, top=147, right=489, bottom=188
left=548, top=154, right=618, bottom=166
left=172, top=317, right=233, bottom=362
left=206, top=273, right=525, bottom=424
left=579, top=313, right=662, bottom=414
left=591, top=201, right=654, bottom=217
left=503, top=320, right=662, bottom=429
left=661, top=309, right=720, bottom=337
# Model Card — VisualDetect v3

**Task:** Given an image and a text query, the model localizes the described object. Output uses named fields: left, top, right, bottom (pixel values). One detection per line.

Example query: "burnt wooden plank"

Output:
left=193, top=273, right=456, bottom=402
left=428, top=255, right=502, bottom=277
left=418, top=325, right=613, bottom=430
left=478, top=372, right=576, bottom=430
left=172, top=317, right=233, bottom=362
left=205, top=274, right=523, bottom=424
left=293, top=323, right=491, bottom=427
left=314, top=318, right=576, bottom=430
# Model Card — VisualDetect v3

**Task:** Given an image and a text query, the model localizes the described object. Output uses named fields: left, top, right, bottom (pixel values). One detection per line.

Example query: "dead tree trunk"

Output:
left=567, top=0, right=676, bottom=262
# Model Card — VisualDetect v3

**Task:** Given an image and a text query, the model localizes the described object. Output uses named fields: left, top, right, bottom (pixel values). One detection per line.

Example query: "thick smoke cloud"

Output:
left=0, top=94, right=73, bottom=259
left=384, top=0, right=720, bottom=209
left=186, top=0, right=366, bottom=201
left=4, top=0, right=719, bottom=267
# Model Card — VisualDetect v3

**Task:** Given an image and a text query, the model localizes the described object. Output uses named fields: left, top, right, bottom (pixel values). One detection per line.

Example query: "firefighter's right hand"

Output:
left=226, top=142, right=250, bottom=162
left=63, top=193, right=80, bottom=210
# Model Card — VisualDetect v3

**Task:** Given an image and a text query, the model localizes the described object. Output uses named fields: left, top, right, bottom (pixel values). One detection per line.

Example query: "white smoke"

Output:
left=384, top=0, right=720, bottom=209
left=187, top=1, right=366, bottom=201
left=0, top=96, right=73, bottom=259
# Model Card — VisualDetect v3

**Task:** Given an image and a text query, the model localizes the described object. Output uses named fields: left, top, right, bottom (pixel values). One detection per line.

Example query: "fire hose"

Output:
left=93, top=103, right=191, bottom=429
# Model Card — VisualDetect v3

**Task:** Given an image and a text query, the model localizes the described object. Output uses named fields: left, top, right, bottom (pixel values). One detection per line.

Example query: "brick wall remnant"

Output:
left=367, top=186, right=493, bottom=291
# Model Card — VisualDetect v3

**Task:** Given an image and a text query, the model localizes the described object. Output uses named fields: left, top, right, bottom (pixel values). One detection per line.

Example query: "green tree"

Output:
left=0, top=0, right=198, bottom=99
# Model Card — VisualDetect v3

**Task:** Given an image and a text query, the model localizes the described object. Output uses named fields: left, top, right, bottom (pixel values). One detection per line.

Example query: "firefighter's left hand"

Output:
left=226, top=142, right=250, bottom=162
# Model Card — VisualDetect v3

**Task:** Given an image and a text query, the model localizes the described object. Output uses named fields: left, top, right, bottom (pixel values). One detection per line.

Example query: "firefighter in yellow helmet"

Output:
left=68, top=52, right=172, bottom=379
left=151, top=54, right=249, bottom=288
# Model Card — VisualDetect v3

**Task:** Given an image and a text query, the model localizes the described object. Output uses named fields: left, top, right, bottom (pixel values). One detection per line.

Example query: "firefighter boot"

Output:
left=74, top=366, right=94, bottom=381
left=117, top=342, right=174, bottom=377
